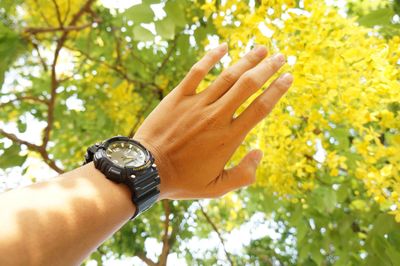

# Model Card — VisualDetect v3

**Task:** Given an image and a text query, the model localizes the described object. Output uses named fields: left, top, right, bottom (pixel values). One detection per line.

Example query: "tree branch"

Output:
left=42, top=0, right=95, bottom=149
left=0, top=129, right=64, bottom=174
left=153, top=35, right=179, bottom=80
left=150, top=35, right=180, bottom=101
left=0, top=129, right=41, bottom=151
left=128, top=97, right=155, bottom=138
left=158, top=200, right=171, bottom=266
left=31, top=42, right=48, bottom=72
left=0, top=96, right=48, bottom=109
left=25, top=22, right=97, bottom=35
left=65, top=45, right=157, bottom=90
left=2, top=0, right=94, bottom=174
left=63, top=0, right=72, bottom=25
left=198, top=202, right=234, bottom=266
left=51, top=0, right=64, bottom=28
left=33, top=0, right=51, bottom=27
left=137, top=252, right=157, bottom=266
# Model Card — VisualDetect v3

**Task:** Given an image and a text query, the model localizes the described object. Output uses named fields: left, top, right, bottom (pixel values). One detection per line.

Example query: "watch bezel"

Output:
left=100, top=136, right=154, bottom=172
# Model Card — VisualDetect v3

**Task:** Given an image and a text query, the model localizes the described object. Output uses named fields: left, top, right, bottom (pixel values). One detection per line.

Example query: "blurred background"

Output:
left=0, top=0, right=399, bottom=265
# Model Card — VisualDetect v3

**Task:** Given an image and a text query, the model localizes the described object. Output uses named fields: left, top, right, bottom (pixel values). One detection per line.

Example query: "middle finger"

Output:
left=202, top=45, right=268, bottom=103
left=216, top=53, right=286, bottom=115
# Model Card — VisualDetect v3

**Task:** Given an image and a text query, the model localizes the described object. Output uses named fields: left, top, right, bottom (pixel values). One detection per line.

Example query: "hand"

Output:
left=134, top=43, right=293, bottom=200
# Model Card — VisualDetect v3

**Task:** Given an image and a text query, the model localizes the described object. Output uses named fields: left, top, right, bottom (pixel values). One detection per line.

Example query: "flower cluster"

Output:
left=201, top=0, right=400, bottom=221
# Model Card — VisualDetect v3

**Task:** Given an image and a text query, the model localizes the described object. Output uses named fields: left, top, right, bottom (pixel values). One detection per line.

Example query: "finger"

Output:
left=177, top=43, right=228, bottom=96
left=217, top=53, right=286, bottom=114
left=233, top=73, right=293, bottom=134
left=210, top=150, right=263, bottom=197
left=203, top=45, right=268, bottom=103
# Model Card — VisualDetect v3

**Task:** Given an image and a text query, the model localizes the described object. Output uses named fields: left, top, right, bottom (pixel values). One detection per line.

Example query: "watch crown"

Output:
left=130, top=174, right=136, bottom=179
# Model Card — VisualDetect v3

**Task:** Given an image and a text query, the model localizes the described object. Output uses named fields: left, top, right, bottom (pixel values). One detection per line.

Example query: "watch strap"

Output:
left=84, top=143, right=100, bottom=165
left=125, top=166, right=160, bottom=219
left=83, top=138, right=160, bottom=220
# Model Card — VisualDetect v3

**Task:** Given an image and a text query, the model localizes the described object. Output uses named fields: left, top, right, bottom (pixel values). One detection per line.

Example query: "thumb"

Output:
left=223, top=149, right=263, bottom=190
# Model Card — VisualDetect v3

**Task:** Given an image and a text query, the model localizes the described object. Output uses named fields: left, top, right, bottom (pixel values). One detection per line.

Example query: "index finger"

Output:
left=177, top=43, right=228, bottom=96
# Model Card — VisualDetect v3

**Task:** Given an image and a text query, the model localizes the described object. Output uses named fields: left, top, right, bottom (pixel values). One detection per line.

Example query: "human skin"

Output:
left=0, top=44, right=293, bottom=265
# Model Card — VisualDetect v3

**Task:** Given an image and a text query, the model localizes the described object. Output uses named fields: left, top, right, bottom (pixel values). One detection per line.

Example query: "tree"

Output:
left=0, top=0, right=399, bottom=265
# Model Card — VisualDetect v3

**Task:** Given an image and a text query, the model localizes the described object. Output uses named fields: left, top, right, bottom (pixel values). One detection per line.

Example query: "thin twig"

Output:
left=63, top=0, right=71, bottom=25
left=25, top=21, right=97, bottom=35
left=158, top=200, right=171, bottom=265
left=198, top=202, right=234, bottom=266
left=31, top=42, right=48, bottom=72
left=0, top=96, right=48, bottom=109
left=51, top=0, right=64, bottom=27
left=128, top=98, right=154, bottom=138
left=33, top=0, right=51, bottom=27
left=65, top=45, right=156, bottom=88
left=152, top=35, right=179, bottom=79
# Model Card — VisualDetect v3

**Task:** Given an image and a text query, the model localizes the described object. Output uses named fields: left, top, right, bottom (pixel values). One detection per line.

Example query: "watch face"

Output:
left=105, top=140, right=149, bottom=168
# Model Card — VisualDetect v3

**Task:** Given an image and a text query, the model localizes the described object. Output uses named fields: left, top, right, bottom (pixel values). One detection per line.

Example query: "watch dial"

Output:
left=106, top=140, right=148, bottom=168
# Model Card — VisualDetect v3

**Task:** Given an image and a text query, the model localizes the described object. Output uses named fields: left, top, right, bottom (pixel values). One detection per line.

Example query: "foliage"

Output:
left=0, top=0, right=399, bottom=265
left=347, top=0, right=400, bottom=37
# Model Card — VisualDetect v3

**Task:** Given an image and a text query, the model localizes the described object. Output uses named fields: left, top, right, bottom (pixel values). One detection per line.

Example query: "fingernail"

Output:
left=272, top=53, right=285, bottom=64
left=253, top=45, right=267, bottom=57
left=252, top=150, right=263, bottom=165
left=217, top=42, right=228, bottom=53
left=280, top=73, right=294, bottom=85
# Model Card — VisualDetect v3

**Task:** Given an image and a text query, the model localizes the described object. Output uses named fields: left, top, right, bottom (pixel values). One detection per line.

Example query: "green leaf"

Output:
left=350, top=199, right=367, bottom=211
left=164, top=0, right=187, bottom=27
left=17, top=120, right=27, bottom=133
left=310, top=186, right=337, bottom=213
left=336, top=185, right=349, bottom=202
left=155, top=17, right=175, bottom=40
left=310, top=246, right=324, bottom=265
left=0, top=0, right=24, bottom=13
left=388, top=231, right=400, bottom=248
left=132, top=25, right=154, bottom=41
left=124, top=4, right=154, bottom=23
left=370, top=236, right=392, bottom=265
left=331, top=127, right=350, bottom=150
left=0, top=144, right=27, bottom=168
left=0, top=23, right=25, bottom=87
left=358, top=8, right=395, bottom=27
left=296, top=219, right=308, bottom=243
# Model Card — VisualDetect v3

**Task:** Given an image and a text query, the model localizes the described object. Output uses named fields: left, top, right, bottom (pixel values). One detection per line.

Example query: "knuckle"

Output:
left=220, top=70, right=236, bottom=84
left=209, top=50, right=221, bottom=60
left=242, top=165, right=254, bottom=179
left=267, top=58, right=283, bottom=72
left=241, top=73, right=258, bottom=89
left=190, top=64, right=207, bottom=77
left=242, top=167, right=256, bottom=186
left=245, top=52, right=260, bottom=65
left=201, top=110, right=219, bottom=127
left=253, top=99, right=270, bottom=118
left=274, top=79, right=289, bottom=94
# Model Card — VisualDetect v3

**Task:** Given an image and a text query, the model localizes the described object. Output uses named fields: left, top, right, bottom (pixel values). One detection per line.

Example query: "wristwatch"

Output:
left=83, top=136, right=160, bottom=219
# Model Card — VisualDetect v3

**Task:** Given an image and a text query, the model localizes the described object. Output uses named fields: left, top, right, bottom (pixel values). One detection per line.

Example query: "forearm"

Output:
left=0, top=162, right=135, bottom=266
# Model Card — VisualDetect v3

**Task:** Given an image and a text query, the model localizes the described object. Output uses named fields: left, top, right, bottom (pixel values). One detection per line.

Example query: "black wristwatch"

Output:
left=83, top=136, right=160, bottom=219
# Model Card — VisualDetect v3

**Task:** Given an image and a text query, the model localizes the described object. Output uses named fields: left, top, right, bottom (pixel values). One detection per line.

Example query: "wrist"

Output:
left=82, top=162, right=135, bottom=219
left=132, top=137, right=174, bottom=200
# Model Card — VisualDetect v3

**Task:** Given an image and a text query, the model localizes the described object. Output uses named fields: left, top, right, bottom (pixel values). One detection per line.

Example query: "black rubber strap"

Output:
left=83, top=140, right=160, bottom=220
left=124, top=167, right=160, bottom=219
left=83, top=143, right=100, bottom=164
